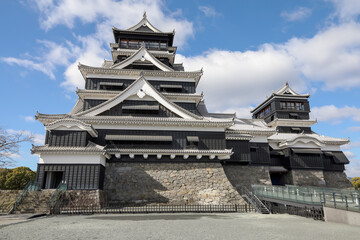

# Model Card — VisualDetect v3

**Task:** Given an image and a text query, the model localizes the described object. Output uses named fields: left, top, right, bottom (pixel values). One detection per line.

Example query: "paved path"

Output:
left=0, top=213, right=359, bottom=240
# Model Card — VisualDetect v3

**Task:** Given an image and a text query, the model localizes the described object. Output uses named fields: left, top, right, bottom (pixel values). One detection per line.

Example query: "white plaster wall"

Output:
left=321, top=145, right=341, bottom=151
left=39, top=154, right=106, bottom=166
left=250, top=135, right=268, bottom=143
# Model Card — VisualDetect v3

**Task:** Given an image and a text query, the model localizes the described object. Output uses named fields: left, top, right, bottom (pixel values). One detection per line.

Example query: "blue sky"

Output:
left=1, top=0, right=360, bottom=177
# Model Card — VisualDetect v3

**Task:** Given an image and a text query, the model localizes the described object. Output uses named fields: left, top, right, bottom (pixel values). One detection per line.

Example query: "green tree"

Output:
left=0, top=168, right=10, bottom=189
left=0, top=167, right=36, bottom=190
left=351, top=177, right=360, bottom=189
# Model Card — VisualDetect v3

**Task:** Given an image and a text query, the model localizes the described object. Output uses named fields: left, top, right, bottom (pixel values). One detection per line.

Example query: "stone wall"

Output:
left=289, top=170, right=326, bottom=186
left=222, top=165, right=272, bottom=190
left=323, top=171, right=353, bottom=188
left=61, top=190, right=105, bottom=208
left=0, top=190, right=22, bottom=213
left=104, top=162, right=246, bottom=205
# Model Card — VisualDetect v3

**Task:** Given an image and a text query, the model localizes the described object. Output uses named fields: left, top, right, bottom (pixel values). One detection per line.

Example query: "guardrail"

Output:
left=252, top=185, right=360, bottom=213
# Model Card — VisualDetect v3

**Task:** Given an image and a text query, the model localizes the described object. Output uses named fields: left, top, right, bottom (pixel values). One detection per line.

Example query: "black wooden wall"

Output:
left=85, top=78, right=196, bottom=93
left=249, top=142, right=271, bottom=165
left=225, top=140, right=251, bottom=162
left=36, top=164, right=105, bottom=190
left=93, top=129, right=226, bottom=150
left=47, top=131, right=90, bottom=147
left=98, top=100, right=179, bottom=117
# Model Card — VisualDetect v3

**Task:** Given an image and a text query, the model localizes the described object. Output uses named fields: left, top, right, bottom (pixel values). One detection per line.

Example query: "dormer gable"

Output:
left=111, top=46, right=174, bottom=72
left=76, top=76, right=202, bottom=120
left=127, top=12, right=163, bottom=33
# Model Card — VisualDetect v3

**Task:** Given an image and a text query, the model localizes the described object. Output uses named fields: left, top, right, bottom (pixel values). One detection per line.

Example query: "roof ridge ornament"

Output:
left=143, top=11, right=147, bottom=19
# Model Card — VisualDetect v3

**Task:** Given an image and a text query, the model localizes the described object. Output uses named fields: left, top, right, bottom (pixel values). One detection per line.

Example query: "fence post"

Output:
left=323, top=192, right=326, bottom=204
left=333, top=193, right=336, bottom=208
left=345, top=196, right=348, bottom=210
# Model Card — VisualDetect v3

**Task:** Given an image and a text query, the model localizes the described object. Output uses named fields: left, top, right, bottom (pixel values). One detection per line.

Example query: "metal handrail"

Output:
left=10, top=181, right=39, bottom=213
left=241, top=186, right=270, bottom=214
left=252, top=184, right=360, bottom=213
left=49, top=181, right=67, bottom=208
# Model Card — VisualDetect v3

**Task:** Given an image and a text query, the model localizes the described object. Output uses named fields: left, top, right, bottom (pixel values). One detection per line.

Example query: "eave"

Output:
left=251, top=94, right=310, bottom=115
left=78, top=64, right=203, bottom=87
left=36, top=114, right=234, bottom=128
left=266, top=118, right=318, bottom=128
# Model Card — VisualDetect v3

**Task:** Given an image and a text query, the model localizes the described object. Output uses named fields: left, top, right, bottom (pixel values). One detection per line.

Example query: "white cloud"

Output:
left=310, top=105, right=360, bottom=124
left=32, top=0, right=193, bottom=48
left=177, top=46, right=303, bottom=114
left=1, top=40, right=78, bottom=80
left=346, top=161, right=360, bottom=177
left=348, top=126, right=360, bottom=132
left=342, top=141, right=360, bottom=150
left=198, top=6, right=221, bottom=17
left=282, top=23, right=360, bottom=90
left=24, top=116, right=35, bottom=122
left=344, top=150, right=356, bottom=159
left=326, top=0, right=360, bottom=22
left=4, top=0, right=360, bottom=102
left=281, top=7, right=312, bottom=21
left=1, top=57, right=55, bottom=79
left=177, top=22, right=360, bottom=116
left=18, top=0, right=193, bottom=90
left=2, top=152, right=22, bottom=159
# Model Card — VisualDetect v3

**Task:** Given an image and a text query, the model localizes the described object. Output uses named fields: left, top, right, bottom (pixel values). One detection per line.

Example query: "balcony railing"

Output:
left=252, top=184, right=360, bottom=212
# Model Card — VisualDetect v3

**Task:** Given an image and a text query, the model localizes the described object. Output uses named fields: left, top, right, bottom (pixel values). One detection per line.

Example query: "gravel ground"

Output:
left=0, top=213, right=359, bottom=240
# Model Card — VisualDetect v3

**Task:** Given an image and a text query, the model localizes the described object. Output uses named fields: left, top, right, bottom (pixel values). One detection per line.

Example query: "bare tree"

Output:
left=0, top=128, right=33, bottom=167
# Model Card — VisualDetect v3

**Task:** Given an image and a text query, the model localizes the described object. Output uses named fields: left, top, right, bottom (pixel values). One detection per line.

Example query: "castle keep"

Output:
left=32, top=14, right=352, bottom=205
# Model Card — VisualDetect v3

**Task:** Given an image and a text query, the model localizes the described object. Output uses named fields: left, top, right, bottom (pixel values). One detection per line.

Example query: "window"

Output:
left=295, top=102, right=304, bottom=110
left=160, top=84, right=182, bottom=93
left=286, top=102, right=295, bottom=110
left=256, top=105, right=271, bottom=119
left=280, top=101, right=305, bottom=111
left=280, top=102, right=286, bottom=110
left=99, top=82, right=123, bottom=91
left=119, top=39, right=168, bottom=50
left=186, top=136, right=199, bottom=149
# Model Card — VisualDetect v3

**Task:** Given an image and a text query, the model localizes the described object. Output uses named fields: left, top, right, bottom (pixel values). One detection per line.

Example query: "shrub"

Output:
left=350, top=177, right=360, bottom=189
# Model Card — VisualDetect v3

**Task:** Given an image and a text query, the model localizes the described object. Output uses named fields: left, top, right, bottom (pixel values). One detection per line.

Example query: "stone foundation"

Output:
left=288, top=170, right=326, bottom=186
left=222, top=165, right=272, bottom=190
left=0, top=190, right=22, bottom=213
left=61, top=190, right=105, bottom=208
left=323, top=171, right=353, bottom=188
left=104, top=162, right=246, bottom=205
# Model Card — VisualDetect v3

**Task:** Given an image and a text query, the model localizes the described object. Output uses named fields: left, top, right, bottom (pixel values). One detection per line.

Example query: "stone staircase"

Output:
left=14, top=190, right=56, bottom=214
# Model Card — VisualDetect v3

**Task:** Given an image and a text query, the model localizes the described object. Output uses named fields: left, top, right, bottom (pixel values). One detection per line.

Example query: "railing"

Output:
left=252, top=184, right=360, bottom=212
left=10, top=181, right=39, bottom=213
left=271, top=204, right=324, bottom=221
left=55, top=204, right=255, bottom=215
left=49, top=181, right=67, bottom=214
left=241, top=186, right=270, bottom=214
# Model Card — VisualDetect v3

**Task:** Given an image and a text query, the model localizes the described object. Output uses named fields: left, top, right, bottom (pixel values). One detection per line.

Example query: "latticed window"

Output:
left=280, top=101, right=304, bottom=111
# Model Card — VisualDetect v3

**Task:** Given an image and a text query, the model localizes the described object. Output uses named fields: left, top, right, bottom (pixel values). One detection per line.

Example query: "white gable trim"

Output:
left=278, top=135, right=324, bottom=148
left=111, top=46, right=174, bottom=72
left=126, top=13, right=162, bottom=32
left=45, top=119, right=98, bottom=137
left=78, top=76, right=200, bottom=119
